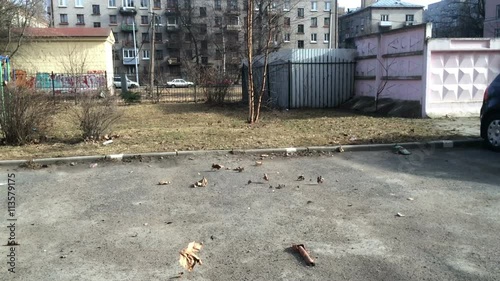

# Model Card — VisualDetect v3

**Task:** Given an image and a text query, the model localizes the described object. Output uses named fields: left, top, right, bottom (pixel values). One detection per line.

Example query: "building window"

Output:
left=284, top=33, right=290, bottom=42
left=406, top=14, right=414, bottom=22
left=381, top=14, right=389, bottom=21
left=126, top=66, right=136, bottom=74
left=184, top=33, right=191, bottom=41
left=185, top=49, right=192, bottom=59
left=298, top=40, right=304, bottom=48
left=75, top=0, right=83, bottom=7
left=311, top=17, right=317, bottom=27
left=154, top=0, right=161, bottom=8
left=202, top=56, right=208, bottom=64
left=155, top=32, right=162, bottom=42
left=123, top=49, right=137, bottom=59
left=155, top=50, right=164, bottom=60
left=58, top=0, right=67, bottom=7
left=215, top=0, right=221, bottom=10
left=284, top=0, right=290, bottom=10
left=108, top=0, right=116, bottom=7
left=324, top=17, right=330, bottom=27
left=324, top=33, right=329, bottom=42
left=92, top=5, right=100, bottom=15
left=325, top=1, right=331, bottom=11
left=167, top=17, right=177, bottom=25
left=113, top=50, right=120, bottom=60
left=109, top=15, right=117, bottom=24
left=76, top=14, right=85, bottom=25
left=496, top=28, right=500, bottom=37
left=141, top=15, right=148, bottom=24
left=140, top=0, right=148, bottom=8
left=215, top=16, right=222, bottom=26
left=199, top=23, right=207, bottom=34
left=60, top=14, right=68, bottom=24
left=298, top=8, right=304, bottom=17
left=284, top=17, right=290, bottom=26
left=142, top=32, right=150, bottom=42
left=200, top=7, right=207, bottom=17
left=201, top=40, right=208, bottom=50
left=93, top=22, right=101, bottom=27
left=228, top=0, right=238, bottom=10
left=497, top=5, right=500, bottom=19
left=142, top=49, right=150, bottom=60
left=123, top=0, right=134, bottom=7
left=298, top=24, right=304, bottom=33
left=311, top=33, right=317, bottom=42
left=311, top=1, right=317, bottom=11
left=228, top=16, right=239, bottom=25
left=113, top=32, right=119, bottom=42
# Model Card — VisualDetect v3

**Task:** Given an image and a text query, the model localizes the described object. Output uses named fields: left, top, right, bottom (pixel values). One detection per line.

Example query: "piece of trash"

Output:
left=396, top=212, right=405, bottom=217
left=193, top=177, right=208, bottom=187
left=247, top=180, right=252, bottom=184
left=89, top=163, right=98, bottom=168
left=260, top=154, right=269, bottom=158
left=292, top=244, right=315, bottom=266
left=144, top=223, right=148, bottom=226
left=263, top=173, right=269, bottom=181
left=188, top=157, right=194, bottom=160
left=212, top=163, right=223, bottom=170
left=317, top=176, right=324, bottom=184
left=233, top=167, right=244, bottom=172
left=70, top=162, right=76, bottom=166
left=297, top=175, right=305, bottom=181
left=158, top=180, right=171, bottom=185
left=255, top=161, right=263, bottom=166
left=179, top=241, right=203, bottom=271
left=102, top=140, right=113, bottom=145
left=131, top=232, right=138, bottom=237
left=337, top=146, right=344, bottom=153
left=60, top=255, right=67, bottom=259
left=306, top=200, right=313, bottom=204
left=349, top=136, right=357, bottom=142
left=276, top=184, right=285, bottom=189
left=407, top=197, right=414, bottom=201
left=394, top=145, right=411, bottom=155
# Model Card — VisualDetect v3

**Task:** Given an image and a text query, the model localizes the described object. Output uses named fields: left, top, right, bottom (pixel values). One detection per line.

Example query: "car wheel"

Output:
left=484, top=113, right=500, bottom=152
left=172, top=85, right=176, bottom=88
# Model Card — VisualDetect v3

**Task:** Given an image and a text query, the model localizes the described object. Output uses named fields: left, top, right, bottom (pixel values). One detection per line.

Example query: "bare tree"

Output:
left=0, top=0, right=47, bottom=57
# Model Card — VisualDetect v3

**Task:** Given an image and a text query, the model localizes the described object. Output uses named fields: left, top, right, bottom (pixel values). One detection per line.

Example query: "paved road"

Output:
left=1, top=147, right=499, bottom=280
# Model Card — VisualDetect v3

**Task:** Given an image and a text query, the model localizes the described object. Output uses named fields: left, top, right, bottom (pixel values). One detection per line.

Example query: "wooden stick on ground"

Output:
left=292, top=244, right=315, bottom=266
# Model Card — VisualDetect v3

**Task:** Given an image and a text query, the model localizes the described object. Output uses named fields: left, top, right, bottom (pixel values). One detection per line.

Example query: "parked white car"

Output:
left=113, top=77, right=140, bottom=88
left=167, top=79, right=194, bottom=88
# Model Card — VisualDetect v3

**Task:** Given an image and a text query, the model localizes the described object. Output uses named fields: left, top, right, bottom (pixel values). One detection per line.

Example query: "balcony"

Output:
left=226, top=24, right=241, bottom=31
left=119, top=6, right=137, bottom=15
left=166, top=24, right=180, bottom=32
left=225, top=7, right=240, bottom=15
left=165, top=7, right=178, bottom=15
left=122, top=40, right=137, bottom=47
left=379, top=21, right=392, bottom=27
left=121, top=22, right=138, bottom=32
left=166, top=57, right=181, bottom=65
left=123, top=57, right=139, bottom=65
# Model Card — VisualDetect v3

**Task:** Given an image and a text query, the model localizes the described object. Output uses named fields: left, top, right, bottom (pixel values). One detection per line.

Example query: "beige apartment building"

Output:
left=339, top=0, right=423, bottom=47
left=47, top=0, right=340, bottom=82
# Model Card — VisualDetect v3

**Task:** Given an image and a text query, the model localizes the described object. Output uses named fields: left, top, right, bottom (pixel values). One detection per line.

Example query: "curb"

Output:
left=0, top=138, right=483, bottom=167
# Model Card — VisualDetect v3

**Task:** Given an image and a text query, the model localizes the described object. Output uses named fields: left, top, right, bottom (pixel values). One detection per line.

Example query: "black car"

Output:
left=480, top=74, right=500, bottom=151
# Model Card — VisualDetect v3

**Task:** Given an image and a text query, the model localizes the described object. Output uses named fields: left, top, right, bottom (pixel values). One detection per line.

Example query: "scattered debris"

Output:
left=247, top=180, right=252, bottom=184
left=131, top=232, right=138, bottom=237
left=210, top=235, right=215, bottom=240
left=292, top=244, right=315, bottom=266
left=255, top=161, right=263, bottom=166
left=179, top=241, right=203, bottom=271
left=212, top=163, right=224, bottom=170
left=317, top=176, right=324, bottom=184
left=233, top=166, right=245, bottom=172
left=144, top=223, right=148, bottom=226
left=70, top=162, right=76, bottom=166
left=297, top=175, right=305, bottom=181
left=193, top=177, right=208, bottom=187
left=394, top=145, right=411, bottom=155
left=396, top=212, right=405, bottom=217
left=276, top=184, right=285, bottom=189
left=260, top=154, right=269, bottom=158
left=407, top=197, right=414, bottom=201
left=60, top=255, right=67, bottom=259
left=337, top=146, right=344, bottom=153
left=347, top=204, right=353, bottom=207
left=102, top=140, right=113, bottom=145
left=158, top=180, right=171, bottom=185
left=263, top=173, right=269, bottom=181
left=188, top=157, right=194, bottom=160
left=89, top=163, right=98, bottom=168
left=306, top=200, right=313, bottom=204
left=169, top=272, right=184, bottom=279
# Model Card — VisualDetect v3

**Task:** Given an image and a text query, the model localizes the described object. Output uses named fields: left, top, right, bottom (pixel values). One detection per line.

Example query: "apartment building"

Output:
left=47, top=0, right=340, bottom=81
left=483, top=0, right=500, bottom=38
left=425, top=0, right=484, bottom=38
left=338, top=0, right=424, bottom=47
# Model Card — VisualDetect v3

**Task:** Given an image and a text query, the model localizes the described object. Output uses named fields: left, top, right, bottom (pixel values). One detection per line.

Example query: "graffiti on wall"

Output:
left=12, top=70, right=107, bottom=93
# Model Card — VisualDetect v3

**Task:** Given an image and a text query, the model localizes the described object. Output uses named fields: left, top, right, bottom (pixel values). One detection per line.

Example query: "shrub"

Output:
left=0, top=85, right=59, bottom=145
left=120, top=90, right=141, bottom=104
left=73, top=93, right=122, bottom=140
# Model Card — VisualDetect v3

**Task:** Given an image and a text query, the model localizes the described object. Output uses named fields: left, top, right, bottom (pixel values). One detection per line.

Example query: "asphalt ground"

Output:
left=1, top=147, right=499, bottom=280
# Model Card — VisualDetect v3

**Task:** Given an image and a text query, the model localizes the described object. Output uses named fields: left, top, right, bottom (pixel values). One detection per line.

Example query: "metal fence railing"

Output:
left=152, top=85, right=242, bottom=103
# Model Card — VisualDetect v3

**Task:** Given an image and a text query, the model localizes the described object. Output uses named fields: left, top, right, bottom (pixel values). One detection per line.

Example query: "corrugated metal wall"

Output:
left=243, top=49, right=357, bottom=109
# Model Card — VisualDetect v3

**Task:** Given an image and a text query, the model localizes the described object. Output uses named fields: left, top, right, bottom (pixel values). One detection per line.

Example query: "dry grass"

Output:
left=0, top=103, right=464, bottom=160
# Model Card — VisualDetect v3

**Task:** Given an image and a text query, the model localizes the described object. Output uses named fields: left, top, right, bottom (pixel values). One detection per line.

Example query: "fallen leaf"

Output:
left=255, top=161, right=263, bottom=166
left=193, top=177, right=208, bottom=187
left=263, top=173, right=269, bottom=181
left=317, top=176, right=324, bottom=184
left=179, top=241, right=203, bottom=271
left=212, top=163, right=223, bottom=170
left=297, top=175, right=305, bottom=181
left=158, top=180, right=171, bottom=185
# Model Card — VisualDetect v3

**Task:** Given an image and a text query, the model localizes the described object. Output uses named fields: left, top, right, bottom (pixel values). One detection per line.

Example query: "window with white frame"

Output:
left=284, top=0, right=290, bottom=10
left=75, top=0, right=83, bottom=7
left=58, top=0, right=67, bottom=7
left=123, top=0, right=134, bottom=7
left=324, top=17, right=330, bottom=27
left=381, top=14, right=389, bottom=21
left=298, top=8, right=304, bottom=17
left=311, top=1, right=317, bottom=11
left=324, top=33, right=329, bottom=42
left=167, top=17, right=177, bottom=25
left=142, top=49, right=150, bottom=60
left=284, top=33, right=290, bottom=42
left=311, top=33, right=317, bottom=42
left=76, top=14, right=85, bottom=24
left=123, top=49, right=137, bottom=59
left=108, top=0, right=116, bottom=7
left=311, top=17, right=317, bottom=27
left=406, top=14, right=414, bottom=21
left=60, top=14, right=68, bottom=24
left=140, top=0, right=148, bottom=8
left=324, top=1, right=331, bottom=11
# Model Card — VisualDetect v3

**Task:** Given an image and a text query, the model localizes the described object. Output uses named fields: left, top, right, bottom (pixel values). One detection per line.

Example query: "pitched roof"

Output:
left=370, top=0, right=424, bottom=8
left=21, top=27, right=113, bottom=38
